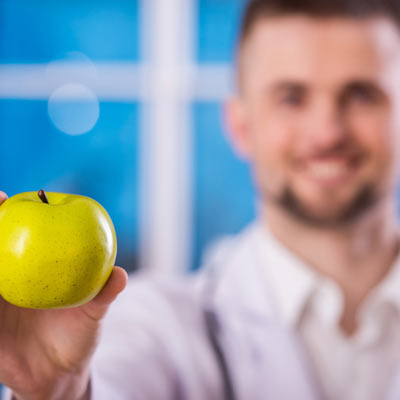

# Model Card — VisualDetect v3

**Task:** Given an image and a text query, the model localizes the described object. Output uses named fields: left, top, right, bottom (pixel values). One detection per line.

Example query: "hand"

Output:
left=0, top=192, right=128, bottom=400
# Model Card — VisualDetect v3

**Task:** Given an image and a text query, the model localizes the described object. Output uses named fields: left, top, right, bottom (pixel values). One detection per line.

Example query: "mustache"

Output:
left=295, top=143, right=367, bottom=161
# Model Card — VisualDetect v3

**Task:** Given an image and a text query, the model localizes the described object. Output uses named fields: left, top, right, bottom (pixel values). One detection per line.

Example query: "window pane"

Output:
left=196, top=0, right=246, bottom=63
left=0, top=99, right=139, bottom=271
left=0, top=0, right=140, bottom=63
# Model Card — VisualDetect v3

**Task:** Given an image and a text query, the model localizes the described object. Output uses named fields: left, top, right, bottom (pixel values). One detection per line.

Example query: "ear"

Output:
left=223, top=95, right=251, bottom=159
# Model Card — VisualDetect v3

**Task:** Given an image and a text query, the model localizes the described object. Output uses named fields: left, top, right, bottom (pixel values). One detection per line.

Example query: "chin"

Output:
left=276, top=184, right=379, bottom=228
left=295, top=208, right=357, bottom=228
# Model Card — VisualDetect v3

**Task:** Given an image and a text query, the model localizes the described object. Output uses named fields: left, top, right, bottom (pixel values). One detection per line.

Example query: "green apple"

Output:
left=0, top=190, right=117, bottom=308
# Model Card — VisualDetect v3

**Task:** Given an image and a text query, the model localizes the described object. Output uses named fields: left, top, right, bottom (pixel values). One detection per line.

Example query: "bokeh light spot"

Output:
left=48, top=83, right=100, bottom=136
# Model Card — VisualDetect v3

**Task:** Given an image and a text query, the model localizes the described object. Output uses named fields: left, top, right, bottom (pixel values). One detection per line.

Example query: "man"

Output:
left=2, top=0, right=400, bottom=398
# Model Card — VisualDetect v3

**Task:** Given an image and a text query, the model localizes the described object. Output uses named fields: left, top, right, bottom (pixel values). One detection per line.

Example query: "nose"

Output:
left=303, top=99, right=348, bottom=152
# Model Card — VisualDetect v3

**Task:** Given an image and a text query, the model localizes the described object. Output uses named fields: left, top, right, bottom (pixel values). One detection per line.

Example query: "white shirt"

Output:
left=255, top=224, right=400, bottom=400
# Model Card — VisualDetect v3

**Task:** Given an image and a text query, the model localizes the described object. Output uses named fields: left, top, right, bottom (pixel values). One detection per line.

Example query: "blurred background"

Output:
left=0, top=0, right=255, bottom=273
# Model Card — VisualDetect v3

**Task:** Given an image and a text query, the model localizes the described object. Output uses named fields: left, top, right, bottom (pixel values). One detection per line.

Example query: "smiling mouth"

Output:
left=300, top=154, right=364, bottom=185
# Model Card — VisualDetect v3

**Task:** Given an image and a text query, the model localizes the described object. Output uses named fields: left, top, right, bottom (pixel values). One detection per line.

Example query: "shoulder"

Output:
left=198, top=222, right=261, bottom=282
left=110, top=222, right=258, bottom=310
left=94, top=273, right=223, bottom=399
left=103, top=221, right=260, bottom=330
left=104, top=272, right=202, bottom=329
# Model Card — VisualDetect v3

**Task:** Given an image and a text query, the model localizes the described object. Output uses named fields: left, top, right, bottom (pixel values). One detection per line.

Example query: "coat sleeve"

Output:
left=90, top=274, right=223, bottom=400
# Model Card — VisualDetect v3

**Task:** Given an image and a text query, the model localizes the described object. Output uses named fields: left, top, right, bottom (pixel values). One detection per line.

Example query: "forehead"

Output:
left=239, top=16, right=400, bottom=92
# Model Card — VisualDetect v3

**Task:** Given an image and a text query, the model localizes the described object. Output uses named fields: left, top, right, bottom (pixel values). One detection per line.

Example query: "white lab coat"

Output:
left=91, top=224, right=321, bottom=400
left=90, top=223, right=400, bottom=399
left=5, top=224, right=400, bottom=399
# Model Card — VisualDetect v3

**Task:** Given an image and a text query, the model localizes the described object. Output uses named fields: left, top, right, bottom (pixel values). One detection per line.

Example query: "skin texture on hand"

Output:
left=0, top=192, right=7, bottom=203
left=0, top=192, right=128, bottom=400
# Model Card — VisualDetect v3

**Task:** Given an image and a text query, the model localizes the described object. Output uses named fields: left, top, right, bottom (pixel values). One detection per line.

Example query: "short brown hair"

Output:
left=240, top=0, right=400, bottom=47
left=235, top=0, right=400, bottom=90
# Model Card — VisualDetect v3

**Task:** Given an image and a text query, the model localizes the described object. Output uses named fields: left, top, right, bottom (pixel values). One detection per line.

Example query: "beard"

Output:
left=270, top=183, right=379, bottom=228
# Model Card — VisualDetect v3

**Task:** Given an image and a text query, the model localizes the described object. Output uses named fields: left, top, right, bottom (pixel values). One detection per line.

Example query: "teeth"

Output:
left=307, top=162, right=350, bottom=179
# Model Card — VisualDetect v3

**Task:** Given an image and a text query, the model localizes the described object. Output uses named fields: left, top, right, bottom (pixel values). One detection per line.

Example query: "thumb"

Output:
left=81, top=266, right=128, bottom=321
left=0, top=192, right=8, bottom=205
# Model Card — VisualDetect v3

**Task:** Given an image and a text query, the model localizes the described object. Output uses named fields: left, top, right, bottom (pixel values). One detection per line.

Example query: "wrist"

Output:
left=12, top=370, right=91, bottom=400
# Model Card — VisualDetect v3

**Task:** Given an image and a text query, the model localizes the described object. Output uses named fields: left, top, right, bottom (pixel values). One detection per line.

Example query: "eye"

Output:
left=280, top=91, right=305, bottom=107
left=344, top=84, right=382, bottom=106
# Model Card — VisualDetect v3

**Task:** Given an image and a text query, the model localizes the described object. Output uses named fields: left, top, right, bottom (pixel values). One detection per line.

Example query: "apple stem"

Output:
left=38, top=189, right=49, bottom=204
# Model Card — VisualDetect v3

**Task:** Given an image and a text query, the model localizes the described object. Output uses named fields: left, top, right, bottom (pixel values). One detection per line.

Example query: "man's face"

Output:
left=229, top=16, right=400, bottom=227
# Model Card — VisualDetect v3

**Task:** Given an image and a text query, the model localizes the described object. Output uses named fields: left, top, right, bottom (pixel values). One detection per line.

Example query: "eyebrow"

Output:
left=268, top=79, right=384, bottom=95
left=268, top=81, right=308, bottom=95
left=342, top=79, right=382, bottom=92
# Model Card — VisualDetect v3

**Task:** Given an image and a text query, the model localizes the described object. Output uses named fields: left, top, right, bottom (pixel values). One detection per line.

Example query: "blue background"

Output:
left=192, top=102, right=255, bottom=269
left=0, top=0, right=254, bottom=273
left=1, top=0, right=141, bottom=63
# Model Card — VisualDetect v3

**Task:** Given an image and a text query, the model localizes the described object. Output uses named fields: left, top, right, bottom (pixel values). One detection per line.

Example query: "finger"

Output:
left=0, top=192, right=8, bottom=205
left=81, top=267, right=128, bottom=321
left=92, top=267, right=128, bottom=306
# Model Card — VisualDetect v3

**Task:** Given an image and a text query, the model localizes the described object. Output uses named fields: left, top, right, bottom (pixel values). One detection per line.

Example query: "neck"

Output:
left=263, top=197, right=399, bottom=335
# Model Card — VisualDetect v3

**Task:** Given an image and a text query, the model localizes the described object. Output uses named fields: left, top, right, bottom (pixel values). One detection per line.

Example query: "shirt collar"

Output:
left=253, top=222, right=320, bottom=327
left=364, top=249, right=400, bottom=316
left=254, top=222, right=400, bottom=328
